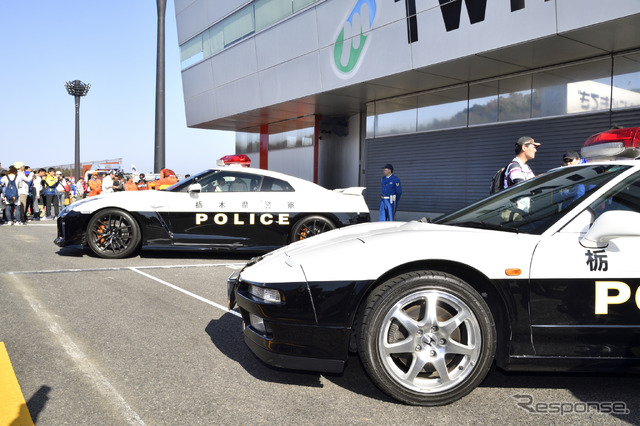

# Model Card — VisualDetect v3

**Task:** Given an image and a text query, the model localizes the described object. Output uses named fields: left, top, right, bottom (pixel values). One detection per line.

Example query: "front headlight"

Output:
left=248, top=284, right=282, bottom=303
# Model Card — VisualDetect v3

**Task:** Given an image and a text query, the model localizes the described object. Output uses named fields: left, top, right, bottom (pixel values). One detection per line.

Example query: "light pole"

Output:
left=64, top=80, right=90, bottom=180
left=154, top=0, right=166, bottom=172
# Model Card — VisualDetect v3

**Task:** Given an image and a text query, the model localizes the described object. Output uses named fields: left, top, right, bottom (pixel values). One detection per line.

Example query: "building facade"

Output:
left=175, top=0, right=640, bottom=215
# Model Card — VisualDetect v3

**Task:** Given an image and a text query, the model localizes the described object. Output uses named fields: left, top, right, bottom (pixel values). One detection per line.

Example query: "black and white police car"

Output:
left=55, top=155, right=370, bottom=259
left=228, top=127, right=640, bottom=406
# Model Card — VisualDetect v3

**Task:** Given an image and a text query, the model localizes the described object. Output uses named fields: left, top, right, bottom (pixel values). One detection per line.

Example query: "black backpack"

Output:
left=489, top=161, right=517, bottom=194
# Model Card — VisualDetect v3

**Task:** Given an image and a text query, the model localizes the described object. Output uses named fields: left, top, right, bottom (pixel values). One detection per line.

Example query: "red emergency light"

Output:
left=581, top=127, right=640, bottom=159
left=217, top=154, right=251, bottom=167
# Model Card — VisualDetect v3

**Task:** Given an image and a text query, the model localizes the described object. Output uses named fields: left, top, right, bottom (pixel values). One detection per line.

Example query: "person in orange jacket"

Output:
left=124, top=176, right=138, bottom=191
left=88, top=171, right=102, bottom=197
left=155, top=168, right=178, bottom=190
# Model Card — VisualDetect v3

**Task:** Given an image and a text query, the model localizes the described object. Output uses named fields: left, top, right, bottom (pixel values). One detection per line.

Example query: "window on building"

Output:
left=223, top=5, right=255, bottom=46
left=180, top=35, right=204, bottom=69
left=203, top=25, right=224, bottom=58
left=533, top=58, right=612, bottom=117
left=180, top=0, right=321, bottom=70
left=468, top=82, right=498, bottom=125
left=498, top=75, right=532, bottom=122
left=366, top=103, right=375, bottom=139
left=375, top=98, right=417, bottom=137
left=417, top=86, right=468, bottom=131
left=293, top=0, right=317, bottom=13
left=269, top=127, right=314, bottom=150
left=255, top=0, right=292, bottom=31
left=236, top=131, right=260, bottom=154
left=612, top=52, right=640, bottom=110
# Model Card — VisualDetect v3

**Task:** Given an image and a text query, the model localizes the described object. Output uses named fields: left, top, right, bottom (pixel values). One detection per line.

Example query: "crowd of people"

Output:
left=0, top=163, right=179, bottom=225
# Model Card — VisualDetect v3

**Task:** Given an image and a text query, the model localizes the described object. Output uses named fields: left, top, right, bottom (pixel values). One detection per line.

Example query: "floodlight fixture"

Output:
left=64, top=80, right=90, bottom=180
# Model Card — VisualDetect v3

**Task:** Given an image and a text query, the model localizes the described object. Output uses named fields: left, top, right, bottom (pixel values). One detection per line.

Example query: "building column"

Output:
left=260, top=124, right=268, bottom=170
left=314, top=115, right=321, bottom=184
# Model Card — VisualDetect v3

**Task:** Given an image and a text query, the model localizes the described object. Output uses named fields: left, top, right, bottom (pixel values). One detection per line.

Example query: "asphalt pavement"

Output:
left=0, top=221, right=638, bottom=425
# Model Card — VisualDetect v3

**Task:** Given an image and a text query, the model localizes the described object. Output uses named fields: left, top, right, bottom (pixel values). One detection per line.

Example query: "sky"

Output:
left=0, top=1, right=235, bottom=177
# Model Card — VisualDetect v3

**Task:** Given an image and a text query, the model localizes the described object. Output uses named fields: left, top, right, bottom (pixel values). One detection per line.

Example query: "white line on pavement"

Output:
left=129, top=267, right=241, bottom=318
left=11, top=275, right=145, bottom=425
left=2, top=263, right=245, bottom=276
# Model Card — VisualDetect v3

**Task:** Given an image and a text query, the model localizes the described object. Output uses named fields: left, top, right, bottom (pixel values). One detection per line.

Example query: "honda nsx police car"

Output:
left=228, top=128, right=640, bottom=406
left=54, top=156, right=370, bottom=259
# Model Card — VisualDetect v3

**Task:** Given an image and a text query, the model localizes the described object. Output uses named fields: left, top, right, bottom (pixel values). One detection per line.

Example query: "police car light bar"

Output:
left=581, top=127, right=640, bottom=160
left=217, top=154, right=251, bottom=167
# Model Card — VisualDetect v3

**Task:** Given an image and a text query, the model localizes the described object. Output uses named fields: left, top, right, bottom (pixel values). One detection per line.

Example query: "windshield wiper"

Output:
left=449, top=221, right=522, bottom=233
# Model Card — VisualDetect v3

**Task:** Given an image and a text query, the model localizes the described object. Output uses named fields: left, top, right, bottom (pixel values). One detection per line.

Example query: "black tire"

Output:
left=86, top=209, right=141, bottom=259
left=358, top=271, right=496, bottom=406
left=289, top=215, right=335, bottom=243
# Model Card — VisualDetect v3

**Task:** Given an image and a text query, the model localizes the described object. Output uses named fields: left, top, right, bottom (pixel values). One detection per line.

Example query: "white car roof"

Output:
left=208, top=166, right=326, bottom=191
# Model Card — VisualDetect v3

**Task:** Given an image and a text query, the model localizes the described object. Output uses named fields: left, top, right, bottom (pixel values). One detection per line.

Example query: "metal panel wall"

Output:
left=365, top=110, right=640, bottom=215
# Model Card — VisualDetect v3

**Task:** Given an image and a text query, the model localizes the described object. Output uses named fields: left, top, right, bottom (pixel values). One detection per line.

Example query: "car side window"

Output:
left=261, top=177, right=294, bottom=192
left=589, top=172, right=640, bottom=219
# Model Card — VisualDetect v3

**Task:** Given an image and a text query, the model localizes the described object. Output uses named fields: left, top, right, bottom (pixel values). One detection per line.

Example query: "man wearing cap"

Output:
left=561, top=150, right=585, bottom=166
left=379, top=163, right=402, bottom=221
left=504, top=136, right=540, bottom=189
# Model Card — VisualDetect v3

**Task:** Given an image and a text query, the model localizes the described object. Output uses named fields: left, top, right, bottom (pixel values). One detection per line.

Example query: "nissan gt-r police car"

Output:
left=228, top=127, right=640, bottom=406
left=54, top=155, right=370, bottom=259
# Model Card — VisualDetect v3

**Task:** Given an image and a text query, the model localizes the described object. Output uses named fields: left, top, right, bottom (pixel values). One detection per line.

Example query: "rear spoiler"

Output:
left=333, top=187, right=366, bottom=196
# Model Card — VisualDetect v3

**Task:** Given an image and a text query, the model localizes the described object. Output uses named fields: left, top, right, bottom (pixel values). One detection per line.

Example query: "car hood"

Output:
left=64, top=191, right=170, bottom=214
left=241, top=220, right=541, bottom=284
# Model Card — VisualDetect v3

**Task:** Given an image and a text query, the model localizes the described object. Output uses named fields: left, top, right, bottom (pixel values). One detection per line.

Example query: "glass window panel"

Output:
left=375, top=98, right=417, bottom=137
left=223, top=5, right=255, bottom=46
left=366, top=103, right=375, bottom=138
left=204, top=25, right=224, bottom=58
left=469, top=82, right=498, bottom=125
left=293, top=0, right=317, bottom=13
left=236, top=131, right=260, bottom=154
left=498, top=75, right=531, bottom=122
left=417, top=87, right=467, bottom=131
left=299, top=127, right=314, bottom=146
left=533, top=58, right=612, bottom=117
left=180, top=35, right=204, bottom=69
left=285, top=130, right=297, bottom=148
left=612, top=53, right=640, bottom=110
left=255, top=0, right=292, bottom=31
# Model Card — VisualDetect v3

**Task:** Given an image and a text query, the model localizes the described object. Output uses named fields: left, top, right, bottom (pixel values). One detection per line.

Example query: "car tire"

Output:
left=358, top=270, right=496, bottom=406
left=289, top=215, right=335, bottom=243
left=86, top=209, right=142, bottom=259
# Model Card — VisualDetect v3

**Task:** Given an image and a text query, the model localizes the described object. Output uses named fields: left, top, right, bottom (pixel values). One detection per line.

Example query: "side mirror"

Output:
left=188, top=183, right=202, bottom=193
left=580, top=210, right=640, bottom=248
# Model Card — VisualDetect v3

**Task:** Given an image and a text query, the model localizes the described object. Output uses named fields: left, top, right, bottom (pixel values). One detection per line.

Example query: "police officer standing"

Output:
left=379, top=163, right=402, bottom=221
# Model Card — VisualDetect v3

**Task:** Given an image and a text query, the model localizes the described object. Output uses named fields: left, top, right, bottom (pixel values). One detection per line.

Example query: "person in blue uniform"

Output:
left=379, top=164, right=402, bottom=221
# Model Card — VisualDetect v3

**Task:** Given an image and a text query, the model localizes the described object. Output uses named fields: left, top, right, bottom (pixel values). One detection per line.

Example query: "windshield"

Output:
left=435, top=164, right=632, bottom=235
left=164, top=169, right=213, bottom=192
left=163, top=169, right=295, bottom=193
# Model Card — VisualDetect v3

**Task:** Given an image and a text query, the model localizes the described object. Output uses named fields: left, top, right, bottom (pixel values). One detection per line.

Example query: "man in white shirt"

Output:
left=504, top=136, right=540, bottom=188
left=102, top=170, right=115, bottom=193
left=504, top=136, right=540, bottom=213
